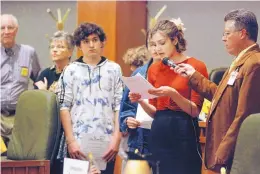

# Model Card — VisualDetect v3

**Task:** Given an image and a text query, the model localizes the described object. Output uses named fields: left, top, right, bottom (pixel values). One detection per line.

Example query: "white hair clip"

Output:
left=170, top=17, right=186, bottom=31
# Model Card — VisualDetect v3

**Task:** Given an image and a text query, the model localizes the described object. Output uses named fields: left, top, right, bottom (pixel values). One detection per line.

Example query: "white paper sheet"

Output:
left=136, top=100, right=154, bottom=129
left=80, top=133, right=109, bottom=171
left=121, top=73, right=157, bottom=100
left=63, top=158, right=89, bottom=174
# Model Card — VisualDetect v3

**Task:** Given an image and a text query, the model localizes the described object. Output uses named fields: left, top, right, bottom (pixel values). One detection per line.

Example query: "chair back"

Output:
left=209, top=68, right=227, bottom=85
left=7, top=90, right=61, bottom=166
left=230, top=113, right=260, bottom=174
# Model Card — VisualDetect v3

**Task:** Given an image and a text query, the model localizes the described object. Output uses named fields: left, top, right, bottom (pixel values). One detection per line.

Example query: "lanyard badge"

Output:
left=227, top=69, right=239, bottom=86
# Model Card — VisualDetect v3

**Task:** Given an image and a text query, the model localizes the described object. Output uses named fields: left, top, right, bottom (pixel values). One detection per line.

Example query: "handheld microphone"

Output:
left=162, top=57, right=187, bottom=75
left=162, top=57, right=177, bottom=68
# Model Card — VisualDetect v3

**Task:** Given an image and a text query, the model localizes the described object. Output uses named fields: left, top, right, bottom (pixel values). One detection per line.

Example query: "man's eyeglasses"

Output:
left=222, top=29, right=243, bottom=37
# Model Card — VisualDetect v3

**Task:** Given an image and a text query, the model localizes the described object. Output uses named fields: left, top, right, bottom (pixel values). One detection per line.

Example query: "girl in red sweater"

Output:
left=129, top=19, right=208, bottom=174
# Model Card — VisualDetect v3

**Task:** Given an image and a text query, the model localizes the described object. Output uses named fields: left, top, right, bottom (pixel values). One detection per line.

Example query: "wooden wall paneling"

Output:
left=115, top=1, right=147, bottom=76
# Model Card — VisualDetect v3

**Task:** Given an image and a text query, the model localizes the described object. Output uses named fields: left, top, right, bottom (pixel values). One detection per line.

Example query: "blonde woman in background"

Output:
left=123, top=45, right=150, bottom=72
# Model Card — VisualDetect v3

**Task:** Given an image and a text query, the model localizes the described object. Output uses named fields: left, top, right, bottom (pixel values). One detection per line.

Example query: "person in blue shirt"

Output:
left=119, top=35, right=160, bottom=171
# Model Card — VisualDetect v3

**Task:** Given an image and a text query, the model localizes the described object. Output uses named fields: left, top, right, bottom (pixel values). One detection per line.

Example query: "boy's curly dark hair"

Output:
left=73, top=22, right=107, bottom=47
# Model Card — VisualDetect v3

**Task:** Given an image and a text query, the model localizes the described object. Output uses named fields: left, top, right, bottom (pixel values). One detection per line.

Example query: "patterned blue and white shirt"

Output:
left=56, top=57, right=123, bottom=158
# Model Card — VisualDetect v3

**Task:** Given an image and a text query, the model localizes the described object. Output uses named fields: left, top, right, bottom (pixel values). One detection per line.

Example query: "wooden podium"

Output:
left=1, top=157, right=50, bottom=174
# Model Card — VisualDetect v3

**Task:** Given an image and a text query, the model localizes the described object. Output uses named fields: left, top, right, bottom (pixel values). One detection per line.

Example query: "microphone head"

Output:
left=162, top=57, right=177, bottom=68
left=162, top=57, right=169, bottom=66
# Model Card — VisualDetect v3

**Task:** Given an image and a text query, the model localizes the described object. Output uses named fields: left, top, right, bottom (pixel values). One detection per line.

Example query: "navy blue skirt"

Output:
left=150, top=110, right=202, bottom=174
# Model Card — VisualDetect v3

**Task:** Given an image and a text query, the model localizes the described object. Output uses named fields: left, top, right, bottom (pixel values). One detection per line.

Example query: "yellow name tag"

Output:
left=20, top=67, right=29, bottom=77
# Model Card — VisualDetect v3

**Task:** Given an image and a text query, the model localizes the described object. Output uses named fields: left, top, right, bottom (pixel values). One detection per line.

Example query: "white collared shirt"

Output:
left=236, top=43, right=257, bottom=61
left=229, top=43, right=257, bottom=72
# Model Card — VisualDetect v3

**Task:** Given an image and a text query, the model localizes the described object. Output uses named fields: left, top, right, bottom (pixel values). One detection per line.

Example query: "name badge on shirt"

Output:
left=20, top=67, right=29, bottom=77
left=227, top=71, right=238, bottom=86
